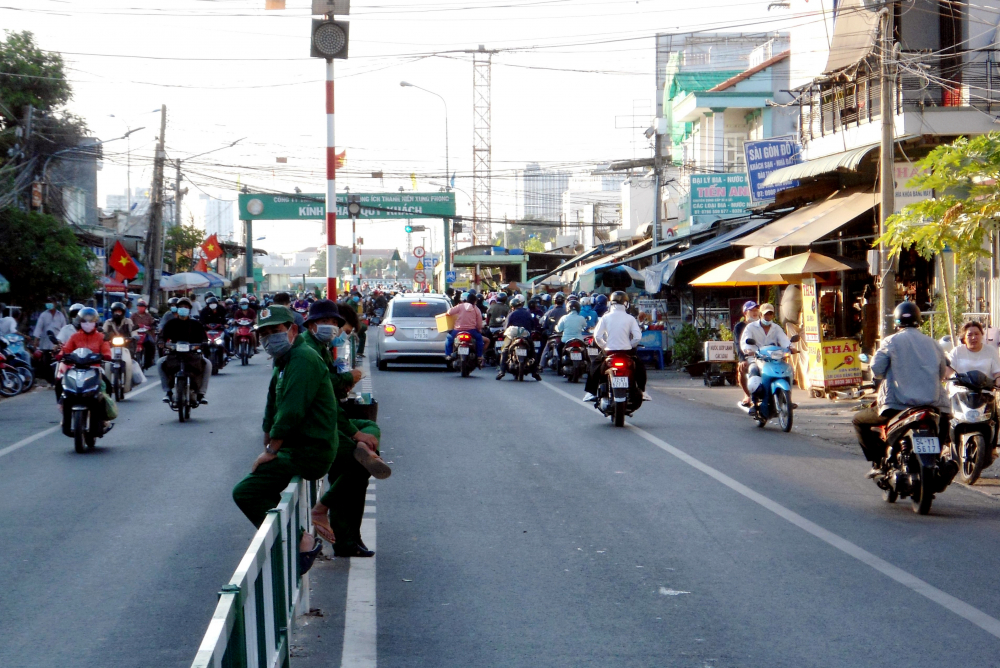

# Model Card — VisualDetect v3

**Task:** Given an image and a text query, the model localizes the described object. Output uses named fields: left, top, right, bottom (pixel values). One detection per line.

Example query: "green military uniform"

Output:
left=300, top=329, right=379, bottom=551
left=233, top=333, right=339, bottom=527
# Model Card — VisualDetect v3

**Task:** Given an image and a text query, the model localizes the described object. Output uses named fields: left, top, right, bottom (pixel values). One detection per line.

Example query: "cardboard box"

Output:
left=435, top=313, right=456, bottom=333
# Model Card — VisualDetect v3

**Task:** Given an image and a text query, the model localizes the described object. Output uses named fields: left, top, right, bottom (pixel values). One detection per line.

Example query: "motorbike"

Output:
left=506, top=331, right=537, bottom=382
left=592, top=351, right=643, bottom=427
left=0, top=349, right=24, bottom=396
left=234, top=318, right=255, bottom=366
left=451, top=331, right=480, bottom=377
left=947, top=370, right=998, bottom=485
left=0, top=333, right=34, bottom=392
left=59, top=347, right=109, bottom=453
left=530, top=330, right=546, bottom=361
left=369, top=307, right=385, bottom=327
left=483, top=327, right=504, bottom=367
left=107, top=335, right=129, bottom=402
left=539, top=333, right=563, bottom=374
left=743, top=336, right=799, bottom=432
left=559, top=337, right=588, bottom=383
left=164, top=342, right=203, bottom=423
left=133, top=326, right=156, bottom=370
left=205, top=324, right=228, bottom=375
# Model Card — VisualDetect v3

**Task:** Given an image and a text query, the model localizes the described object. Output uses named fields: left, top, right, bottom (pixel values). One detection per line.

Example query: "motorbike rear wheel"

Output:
left=240, top=342, right=249, bottom=366
left=72, top=410, right=86, bottom=454
left=612, top=400, right=626, bottom=427
left=176, top=376, right=188, bottom=423
left=958, top=433, right=989, bottom=485
left=114, top=368, right=124, bottom=402
left=911, top=456, right=935, bottom=515
left=775, top=389, right=793, bottom=432
left=882, top=487, right=898, bottom=503
left=212, top=350, right=220, bottom=375
left=16, top=365, right=34, bottom=392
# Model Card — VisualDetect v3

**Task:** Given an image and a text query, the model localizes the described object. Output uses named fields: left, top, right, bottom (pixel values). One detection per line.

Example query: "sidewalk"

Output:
left=645, top=369, right=1000, bottom=500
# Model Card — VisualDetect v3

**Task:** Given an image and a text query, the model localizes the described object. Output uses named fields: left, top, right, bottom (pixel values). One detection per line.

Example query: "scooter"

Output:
left=743, top=336, right=799, bottom=432
left=483, top=326, right=504, bottom=367
left=592, top=351, right=644, bottom=427
left=234, top=318, right=255, bottom=366
left=205, top=324, right=227, bottom=375
left=539, top=333, right=563, bottom=374
left=0, top=333, right=34, bottom=391
left=59, top=347, right=111, bottom=453
left=133, top=326, right=157, bottom=370
left=947, top=370, right=998, bottom=485
left=452, top=331, right=479, bottom=377
left=107, top=335, right=129, bottom=402
left=506, top=331, right=537, bottom=382
left=0, top=350, right=24, bottom=396
left=164, top=342, right=203, bottom=423
left=559, top=337, right=588, bottom=383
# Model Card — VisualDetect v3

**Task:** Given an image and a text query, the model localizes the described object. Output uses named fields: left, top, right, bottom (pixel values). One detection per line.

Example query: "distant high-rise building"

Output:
left=201, top=195, right=235, bottom=240
left=515, top=163, right=569, bottom=223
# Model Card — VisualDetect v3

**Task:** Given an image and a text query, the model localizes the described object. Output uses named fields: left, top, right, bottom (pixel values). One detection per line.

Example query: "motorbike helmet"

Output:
left=136, top=299, right=147, bottom=308
left=239, top=298, right=249, bottom=308
left=553, top=293, right=566, bottom=305
left=610, top=291, right=628, bottom=305
left=540, top=294, right=552, bottom=307
left=110, top=301, right=126, bottom=313
left=567, top=300, right=581, bottom=312
left=466, top=291, right=478, bottom=304
left=249, top=295, right=258, bottom=303
left=580, top=296, right=592, bottom=307
left=167, top=297, right=180, bottom=307
left=225, top=298, right=234, bottom=306
left=68, top=303, right=84, bottom=321
left=893, top=301, right=921, bottom=328
left=497, top=293, right=508, bottom=304
left=79, top=307, right=99, bottom=323
left=205, top=291, right=217, bottom=300
left=177, top=297, right=193, bottom=309
left=206, top=296, right=218, bottom=305
left=511, top=295, right=526, bottom=308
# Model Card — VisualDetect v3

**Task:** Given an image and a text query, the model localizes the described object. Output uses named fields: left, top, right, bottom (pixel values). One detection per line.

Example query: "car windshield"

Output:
left=392, top=301, right=448, bottom=318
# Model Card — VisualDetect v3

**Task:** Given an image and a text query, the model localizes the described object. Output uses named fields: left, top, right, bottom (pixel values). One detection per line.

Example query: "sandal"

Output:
left=298, top=534, right=323, bottom=575
left=311, top=512, right=337, bottom=545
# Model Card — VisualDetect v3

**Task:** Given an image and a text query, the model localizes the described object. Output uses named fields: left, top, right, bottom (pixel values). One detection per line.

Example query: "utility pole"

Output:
left=652, top=130, right=662, bottom=248
left=143, top=104, right=167, bottom=306
left=175, top=160, right=184, bottom=229
left=878, top=7, right=897, bottom=339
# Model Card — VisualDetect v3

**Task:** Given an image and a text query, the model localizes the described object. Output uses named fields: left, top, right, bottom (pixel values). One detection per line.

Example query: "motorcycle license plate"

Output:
left=588, top=347, right=599, bottom=356
left=112, top=348, right=123, bottom=359
left=516, top=348, right=528, bottom=357
left=570, top=352, right=582, bottom=361
left=495, top=341, right=502, bottom=349
left=176, top=342, right=190, bottom=352
left=610, top=376, right=629, bottom=388
left=458, top=346, right=470, bottom=355
left=534, top=342, right=541, bottom=351
left=912, top=436, right=941, bottom=454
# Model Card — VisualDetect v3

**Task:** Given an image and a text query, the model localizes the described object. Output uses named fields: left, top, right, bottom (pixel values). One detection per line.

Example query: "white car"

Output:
left=374, top=294, right=452, bottom=370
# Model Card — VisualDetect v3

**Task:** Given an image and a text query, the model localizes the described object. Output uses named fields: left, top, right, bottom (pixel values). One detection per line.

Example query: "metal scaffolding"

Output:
left=472, top=48, right=493, bottom=246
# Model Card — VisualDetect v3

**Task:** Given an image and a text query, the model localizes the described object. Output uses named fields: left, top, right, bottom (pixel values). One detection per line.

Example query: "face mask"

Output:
left=314, top=324, right=339, bottom=343
left=263, top=331, right=293, bottom=358
left=170, top=306, right=178, bottom=313
left=45, top=303, right=54, bottom=311
left=113, top=314, right=123, bottom=322
left=210, top=303, right=218, bottom=310
left=81, top=322, right=96, bottom=333
left=177, top=307, right=190, bottom=317
left=330, top=333, right=348, bottom=348
left=762, top=316, right=773, bottom=325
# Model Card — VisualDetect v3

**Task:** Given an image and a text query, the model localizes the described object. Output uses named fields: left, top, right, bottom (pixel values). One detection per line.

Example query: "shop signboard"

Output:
left=808, top=339, right=863, bottom=389
left=893, top=162, right=932, bottom=214
left=689, top=173, right=751, bottom=219
left=704, top=340, right=735, bottom=362
left=801, top=278, right=821, bottom=344
left=744, top=137, right=801, bottom=202
left=238, top=192, right=455, bottom=220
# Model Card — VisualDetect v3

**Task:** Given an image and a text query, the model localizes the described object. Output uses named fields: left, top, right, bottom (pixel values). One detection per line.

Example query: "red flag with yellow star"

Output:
left=201, top=234, right=223, bottom=262
left=109, top=240, right=139, bottom=280
left=194, top=258, right=208, bottom=272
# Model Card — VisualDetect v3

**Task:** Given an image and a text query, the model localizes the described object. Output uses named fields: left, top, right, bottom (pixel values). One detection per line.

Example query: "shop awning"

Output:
left=735, top=188, right=878, bottom=248
left=561, top=238, right=652, bottom=284
left=761, top=143, right=879, bottom=186
left=643, top=217, right=772, bottom=291
left=824, top=0, right=881, bottom=74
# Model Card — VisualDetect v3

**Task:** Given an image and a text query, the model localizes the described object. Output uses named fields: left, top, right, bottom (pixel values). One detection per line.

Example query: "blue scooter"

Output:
left=744, top=335, right=800, bottom=432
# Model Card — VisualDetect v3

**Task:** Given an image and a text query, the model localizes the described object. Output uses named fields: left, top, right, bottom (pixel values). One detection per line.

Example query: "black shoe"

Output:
left=334, top=543, right=375, bottom=558
left=531, top=372, right=542, bottom=381
left=495, top=371, right=506, bottom=380
left=197, top=394, right=208, bottom=405
left=298, top=536, right=323, bottom=574
left=163, top=392, right=172, bottom=403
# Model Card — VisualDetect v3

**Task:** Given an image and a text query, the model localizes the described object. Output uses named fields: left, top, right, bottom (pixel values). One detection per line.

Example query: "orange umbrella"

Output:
left=689, top=257, right=789, bottom=287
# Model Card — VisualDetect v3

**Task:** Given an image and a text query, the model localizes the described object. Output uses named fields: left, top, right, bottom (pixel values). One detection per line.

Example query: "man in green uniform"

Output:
left=231, top=305, right=335, bottom=572
left=298, top=299, right=390, bottom=558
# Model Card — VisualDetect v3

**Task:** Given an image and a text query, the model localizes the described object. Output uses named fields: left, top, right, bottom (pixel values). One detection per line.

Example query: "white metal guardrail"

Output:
left=191, top=477, right=319, bottom=668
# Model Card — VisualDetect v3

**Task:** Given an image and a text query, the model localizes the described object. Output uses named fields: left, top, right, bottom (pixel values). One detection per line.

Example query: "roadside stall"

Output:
left=748, top=253, right=863, bottom=399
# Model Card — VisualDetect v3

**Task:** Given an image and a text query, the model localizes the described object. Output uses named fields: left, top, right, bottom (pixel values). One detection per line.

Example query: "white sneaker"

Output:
left=641, top=391, right=653, bottom=401
left=582, top=392, right=595, bottom=402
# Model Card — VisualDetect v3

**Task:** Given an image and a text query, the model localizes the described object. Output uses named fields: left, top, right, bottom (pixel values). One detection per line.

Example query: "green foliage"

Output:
left=361, top=257, right=387, bottom=276
left=718, top=322, right=734, bottom=342
left=310, top=247, right=353, bottom=277
left=490, top=219, right=556, bottom=250
left=673, top=323, right=707, bottom=366
left=920, top=290, right=968, bottom=340
left=0, top=208, right=96, bottom=306
left=165, top=224, right=205, bottom=272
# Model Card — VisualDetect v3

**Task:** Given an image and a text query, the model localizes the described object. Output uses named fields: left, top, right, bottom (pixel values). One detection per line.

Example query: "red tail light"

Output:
left=384, top=324, right=397, bottom=336
left=458, top=333, right=471, bottom=342
left=612, top=360, right=626, bottom=368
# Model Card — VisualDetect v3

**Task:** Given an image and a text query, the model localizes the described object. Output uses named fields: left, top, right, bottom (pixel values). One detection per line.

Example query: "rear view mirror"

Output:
left=789, top=334, right=800, bottom=343
left=859, top=353, right=869, bottom=363
left=745, top=338, right=756, bottom=346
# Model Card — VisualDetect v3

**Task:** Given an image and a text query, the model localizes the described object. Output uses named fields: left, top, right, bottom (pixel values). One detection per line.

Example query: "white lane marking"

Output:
left=0, top=378, right=159, bottom=460
left=539, top=380, right=1000, bottom=640
left=341, top=353, right=377, bottom=668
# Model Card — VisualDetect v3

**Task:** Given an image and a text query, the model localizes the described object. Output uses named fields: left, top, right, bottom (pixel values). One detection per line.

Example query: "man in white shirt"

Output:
left=583, top=291, right=651, bottom=401
left=0, top=303, right=17, bottom=336
left=33, top=298, right=67, bottom=351
left=56, top=304, right=84, bottom=344
left=740, top=303, right=791, bottom=356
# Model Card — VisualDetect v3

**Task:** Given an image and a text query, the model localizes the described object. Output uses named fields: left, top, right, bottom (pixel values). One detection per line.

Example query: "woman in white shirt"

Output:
left=948, top=321, right=1000, bottom=381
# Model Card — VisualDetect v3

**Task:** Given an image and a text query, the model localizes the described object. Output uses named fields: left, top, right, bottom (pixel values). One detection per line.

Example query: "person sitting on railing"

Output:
left=231, top=305, right=338, bottom=574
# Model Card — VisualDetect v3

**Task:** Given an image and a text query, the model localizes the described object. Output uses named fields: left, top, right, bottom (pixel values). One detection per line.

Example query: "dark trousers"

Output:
left=232, top=451, right=301, bottom=528
left=853, top=406, right=950, bottom=463
left=320, top=420, right=379, bottom=549
left=585, top=350, right=647, bottom=395
left=357, top=324, right=367, bottom=355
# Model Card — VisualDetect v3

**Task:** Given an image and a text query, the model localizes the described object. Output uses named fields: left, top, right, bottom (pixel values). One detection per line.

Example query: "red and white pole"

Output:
left=325, top=58, right=338, bottom=299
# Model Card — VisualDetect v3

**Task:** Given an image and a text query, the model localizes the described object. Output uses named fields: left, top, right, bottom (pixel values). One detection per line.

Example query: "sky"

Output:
left=4, top=0, right=802, bottom=256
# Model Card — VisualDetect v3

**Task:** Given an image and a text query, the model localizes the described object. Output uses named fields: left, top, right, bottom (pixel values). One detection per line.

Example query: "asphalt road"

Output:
left=325, top=362, right=1000, bottom=668
left=0, top=354, right=271, bottom=668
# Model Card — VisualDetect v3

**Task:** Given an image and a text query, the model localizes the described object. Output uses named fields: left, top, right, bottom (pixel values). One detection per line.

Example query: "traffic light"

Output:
left=405, top=224, right=413, bottom=233
left=404, top=224, right=426, bottom=233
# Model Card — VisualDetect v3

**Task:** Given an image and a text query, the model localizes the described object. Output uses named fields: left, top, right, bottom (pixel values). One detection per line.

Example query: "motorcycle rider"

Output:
left=739, top=303, right=790, bottom=355
left=496, top=294, right=542, bottom=381
left=233, top=298, right=258, bottom=351
left=158, top=297, right=211, bottom=405
left=579, top=296, right=598, bottom=329
left=444, top=291, right=485, bottom=365
left=583, top=291, right=650, bottom=402
left=56, top=303, right=85, bottom=344
left=57, top=307, right=115, bottom=432
left=292, top=292, right=310, bottom=312
left=853, top=301, right=952, bottom=478
left=103, top=302, right=134, bottom=341
left=130, top=299, right=157, bottom=369
left=555, top=299, right=589, bottom=346
left=593, top=293, right=609, bottom=319
left=486, top=292, right=510, bottom=327
left=946, top=321, right=1000, bottom=381
left=157, top=297, right=181, bottom=332
left=540, top=293, right=568, bottom=369
left=733, top=301, right=760, bottom=408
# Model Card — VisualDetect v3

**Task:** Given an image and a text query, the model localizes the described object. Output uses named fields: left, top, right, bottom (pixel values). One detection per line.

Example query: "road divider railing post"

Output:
left=191, top=477, right=320, bottom=668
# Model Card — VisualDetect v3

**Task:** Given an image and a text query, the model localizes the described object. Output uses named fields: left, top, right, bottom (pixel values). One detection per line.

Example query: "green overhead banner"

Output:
left=238, top=192, right=456, bottom=221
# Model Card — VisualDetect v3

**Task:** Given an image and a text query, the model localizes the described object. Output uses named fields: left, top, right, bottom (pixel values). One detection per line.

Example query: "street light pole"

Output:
left=327, top=59, right=338, bottom=299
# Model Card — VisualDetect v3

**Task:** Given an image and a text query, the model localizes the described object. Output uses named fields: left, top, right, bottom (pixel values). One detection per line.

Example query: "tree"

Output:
left=310, top=246, right=353, bottom=277
left=361, top=257, right=387, bottom=277
left=0, top=208, right=96, bottom=307
left=490, top=219, right=556, bottom=251
left=164, top=224, right=205, bottom=272
left=879, top=133, right=1000, bottom=339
